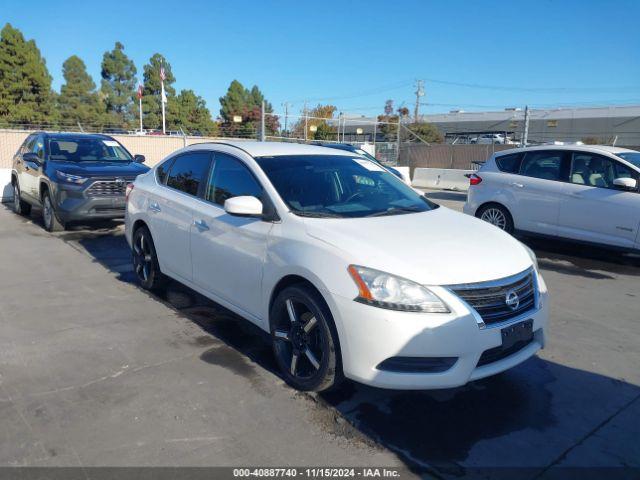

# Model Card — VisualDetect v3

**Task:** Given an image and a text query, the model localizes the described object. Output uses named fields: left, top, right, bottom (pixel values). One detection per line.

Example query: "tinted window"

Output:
left=33, top=136, right=45, bottom=159
left=21, top=135, right=36, bottom=154
left=156, top=158, right=174, bottom=184
left=520, top=151, right=564, bottom=181
left=46, top=136, right=132, bottom=162
left=255, top=155, right=436, bottom=218
left=166, top=152, right=211, bottom=195
left=616, top=152, right=640, bottom=169
left=570, top=153, right=638, bottom=189
left=495, top=153, right=522, bottom=173
left=206, top=153, right=262, bottom=206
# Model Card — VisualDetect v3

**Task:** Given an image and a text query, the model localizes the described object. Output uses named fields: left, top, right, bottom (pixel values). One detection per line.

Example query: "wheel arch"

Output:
left=476, top=201, right=516, bottom=230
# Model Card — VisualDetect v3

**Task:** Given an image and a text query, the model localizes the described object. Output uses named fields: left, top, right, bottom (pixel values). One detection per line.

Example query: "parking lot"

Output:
left=1, top=190, right=639, bottom=478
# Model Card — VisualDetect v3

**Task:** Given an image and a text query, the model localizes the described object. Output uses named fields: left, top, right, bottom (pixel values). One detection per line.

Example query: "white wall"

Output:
left=412, top=168, right=472, bottom=191
left=0, top=169, right=12, bottom=203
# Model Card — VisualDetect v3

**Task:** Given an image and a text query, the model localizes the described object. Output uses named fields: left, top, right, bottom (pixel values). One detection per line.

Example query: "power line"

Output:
left=421, top=77, right=640, bottom=94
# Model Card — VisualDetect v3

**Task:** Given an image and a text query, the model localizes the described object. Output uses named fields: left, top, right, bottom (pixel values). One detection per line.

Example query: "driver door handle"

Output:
left=194, top=219, right=209, bottom=231
left=148, top=201, right=161, bottom=212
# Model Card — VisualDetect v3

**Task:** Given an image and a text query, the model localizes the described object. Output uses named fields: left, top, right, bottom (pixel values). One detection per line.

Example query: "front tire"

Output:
left=42, top=191, right=65, bottom=232
left=12, top=181, right=31, bottom=216
left=270, top=285, right=342, bottom=392
left=132, top=226, right=166, bottom=291
left=477, top=203, right=514, bottom=234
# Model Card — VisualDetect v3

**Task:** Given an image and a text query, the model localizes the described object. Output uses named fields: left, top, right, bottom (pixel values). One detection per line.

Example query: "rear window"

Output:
left=495, top=153, right=522, bottom=173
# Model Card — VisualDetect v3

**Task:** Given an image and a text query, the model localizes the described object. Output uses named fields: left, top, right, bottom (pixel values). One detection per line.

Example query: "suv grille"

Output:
left=449, top=268, right=536, bottom=326
left=86, top=179, right=132, bottom=197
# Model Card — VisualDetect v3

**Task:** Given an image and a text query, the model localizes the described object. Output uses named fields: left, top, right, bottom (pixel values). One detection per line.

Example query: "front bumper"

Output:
left=52, top=182, right=127, bottom=222
left=325, top=274, right=549, bottom=390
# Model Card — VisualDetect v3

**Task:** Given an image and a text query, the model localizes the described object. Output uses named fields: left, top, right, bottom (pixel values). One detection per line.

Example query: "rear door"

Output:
left=558, top=151, right=640, bottom=248
left=21, top=135, right=44, bottom=200
left=147, top=151, right=212, bottom=282
left=509, top=150, right=569, bottom=236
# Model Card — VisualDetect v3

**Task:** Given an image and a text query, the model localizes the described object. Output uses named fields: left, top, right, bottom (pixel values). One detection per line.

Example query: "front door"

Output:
left=191, top=151, right=272, bottom=322
left=558, top=152, right=640, bottom=248
left=509, top=150, right=569, bottom=236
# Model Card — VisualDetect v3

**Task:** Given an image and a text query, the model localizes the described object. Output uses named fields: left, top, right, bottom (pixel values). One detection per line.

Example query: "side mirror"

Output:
left=224, top=196, right=263, bottom=217
left=134, top=154, right=146, bottom=163
left=613, top=177, right=637, bottom=190
left=23, top=152, right=41, bottom=165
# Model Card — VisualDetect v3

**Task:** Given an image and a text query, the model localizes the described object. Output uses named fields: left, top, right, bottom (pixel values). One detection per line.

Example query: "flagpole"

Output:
left=160, top=62, right=166, bottom=135
left=138, top=85, right=143, bottom=133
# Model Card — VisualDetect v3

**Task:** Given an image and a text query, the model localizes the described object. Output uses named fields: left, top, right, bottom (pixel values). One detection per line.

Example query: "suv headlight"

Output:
left=521, top=243, right=538, bottom=271
left=57, top=171, right=88, bottom=184
left=348, top=265, right=449, bottom=313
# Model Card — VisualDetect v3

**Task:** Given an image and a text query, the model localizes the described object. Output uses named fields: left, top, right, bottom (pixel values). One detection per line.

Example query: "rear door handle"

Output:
left=511, top=182, right=524, bottom=188
left=194, top=219, right=209, bottom=231
left=148, top=201, right=161, bottom=212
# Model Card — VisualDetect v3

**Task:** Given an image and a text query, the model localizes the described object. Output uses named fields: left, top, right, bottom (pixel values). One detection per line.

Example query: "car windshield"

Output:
left=255, top=154, right=436, bottom=218
left=616, top=152, right=640, bottom=169
left=46, top=137, right=132, bottom=162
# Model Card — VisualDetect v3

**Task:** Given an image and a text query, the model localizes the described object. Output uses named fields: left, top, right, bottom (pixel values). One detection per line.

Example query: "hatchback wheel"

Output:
left=478, top=204, right=514, bottom=234
left=132, top=226, right=166, bottom=291
left=270, top=285, right=342, bottom=392
left=42, top=191, right=65, bottom=232
left=12, top=182, right=32, bottom=216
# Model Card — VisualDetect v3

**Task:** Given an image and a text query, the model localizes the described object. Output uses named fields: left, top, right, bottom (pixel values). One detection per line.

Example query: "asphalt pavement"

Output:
left=0, top=192, right=638, bottom=479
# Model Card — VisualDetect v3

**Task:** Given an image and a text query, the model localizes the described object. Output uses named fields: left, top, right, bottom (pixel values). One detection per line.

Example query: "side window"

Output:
left=156, top=158, right=175, bottom=185
left=32, top=136, right=45, bottom=159
left=21, top=135, right=36, bottom=154
left=495, top=153, right=522, bottom=173
left=206, top=153, right=262, bottom=207
left=165, top=152, right=211, bottom=196
left=570, top=152, right=637, bottom=189
left=520, top=151, right=564, bottom=181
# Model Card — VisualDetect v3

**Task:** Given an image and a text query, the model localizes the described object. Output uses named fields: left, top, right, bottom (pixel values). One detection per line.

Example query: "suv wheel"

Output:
left=42, top=191, right=65, bottom=232
left=132, top=226, right=166, bottom=291
left=478, top=204, right=514, bottom=234
left=12, top=181, right=31, bottom=216
left=270, top=285, right=342, bottom=392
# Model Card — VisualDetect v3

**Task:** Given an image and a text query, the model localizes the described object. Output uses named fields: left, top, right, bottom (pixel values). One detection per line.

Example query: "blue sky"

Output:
left=2, top=0, right=639, bottom=118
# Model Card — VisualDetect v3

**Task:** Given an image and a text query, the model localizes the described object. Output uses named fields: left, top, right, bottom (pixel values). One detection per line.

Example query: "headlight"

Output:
left=56, top=171, right=88, bottom=184
left=521, top=243, right=538, bottom=271
left=347, top=265, right=449, bottom=313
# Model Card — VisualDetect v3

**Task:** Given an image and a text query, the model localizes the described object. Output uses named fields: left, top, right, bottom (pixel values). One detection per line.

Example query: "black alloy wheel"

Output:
left=132, top=226, right=166, bottom=291
left=270, top=285, right=341, bottom=392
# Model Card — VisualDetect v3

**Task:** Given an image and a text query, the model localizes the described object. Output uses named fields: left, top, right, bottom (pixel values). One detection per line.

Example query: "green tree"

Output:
left=0, top=23, right=55, bottom=125
left=403, top=122, right=443, bottom=143
left=58, top=55, right=104, bottom=128
left=170, top=89, right=217, bottom=136
left=292, top=104, right=337, bottom=140
left=219, top=80, right=278, bottom=137
left=141, top=53, right=175, bottom=130
left=100, top=42, right=137, bottom=127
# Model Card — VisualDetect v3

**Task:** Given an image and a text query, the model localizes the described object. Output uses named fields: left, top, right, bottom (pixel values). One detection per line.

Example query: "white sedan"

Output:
left=126, top=142, right=548, bottom=391
left=464, top=145, right=640, bottom=251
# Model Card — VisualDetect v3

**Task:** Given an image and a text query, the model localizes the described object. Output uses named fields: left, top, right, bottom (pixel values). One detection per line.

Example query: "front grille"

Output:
left=86, top=179, right=132, bottom=197
left=477, top=338, right=533, bottom=367
left=449, top=268, right=536, bottom=325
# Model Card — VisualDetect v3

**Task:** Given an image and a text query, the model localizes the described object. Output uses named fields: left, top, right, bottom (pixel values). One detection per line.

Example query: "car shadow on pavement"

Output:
left=58, top=218, right=640, bottom=477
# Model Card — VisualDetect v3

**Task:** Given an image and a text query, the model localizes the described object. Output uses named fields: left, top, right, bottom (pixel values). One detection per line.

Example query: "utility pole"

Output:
left=396, top=117, right=402, bottom=163
left=522, top=105, right=530, bottom=147
left=260, top=100, right=266, bottom=141
left=282, top=102, right=290, bottom=137
left=414, top=79, right=425, bottom=123
left=303, top=101, right=308, bottom=142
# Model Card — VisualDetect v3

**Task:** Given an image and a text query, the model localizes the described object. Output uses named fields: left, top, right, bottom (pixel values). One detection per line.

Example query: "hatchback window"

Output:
left=206, top=153, right=262, bottom=206
left=570, top=153, right=637, bottom=189
left=495, top=153, right=522, bottom=173
left=166, top=152, right=211, bottom=196
left=256, top=154, right=435, bottom=218
left=520, top=151, right=564, bottom=181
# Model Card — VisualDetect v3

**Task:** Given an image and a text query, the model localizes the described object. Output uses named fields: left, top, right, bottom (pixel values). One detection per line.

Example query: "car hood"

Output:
left=303, top=206, right=532, bottom=286
left=51, top=161, right=149, bottom=177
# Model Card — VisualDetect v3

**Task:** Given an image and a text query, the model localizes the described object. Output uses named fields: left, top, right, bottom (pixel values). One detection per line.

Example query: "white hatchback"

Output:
left=126, top=142, right=548, bottom=391
left=464, top=145, right=640, bottom=251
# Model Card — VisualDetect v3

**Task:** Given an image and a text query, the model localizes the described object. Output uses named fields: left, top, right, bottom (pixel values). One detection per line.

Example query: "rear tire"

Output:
left=12, top=181, right=31, bottom=216
left=270, top=284, right=342, bottom=392
left=42, top=191, right=65, bottom=232
left=477, top=203, right=514, bottom=234
left=132, top=226, right=167, bottom=292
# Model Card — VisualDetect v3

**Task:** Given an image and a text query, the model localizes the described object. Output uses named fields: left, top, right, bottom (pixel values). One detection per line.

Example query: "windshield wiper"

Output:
left=294, top=210, right=343, bottom=218
left=366, top=207, right=424, bottom=217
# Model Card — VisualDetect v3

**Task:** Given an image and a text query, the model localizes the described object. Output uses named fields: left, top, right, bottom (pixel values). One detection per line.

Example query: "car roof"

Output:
left=37, top=132, right=116, bottom=141
left=495, top=144, right=638, bottom=157
left=182, top=141, right=356, bottom=157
